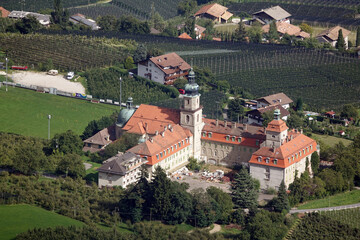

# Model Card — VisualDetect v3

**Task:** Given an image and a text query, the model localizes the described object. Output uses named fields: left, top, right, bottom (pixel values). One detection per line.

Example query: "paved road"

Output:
left=290, top=203, right=360, bottom=214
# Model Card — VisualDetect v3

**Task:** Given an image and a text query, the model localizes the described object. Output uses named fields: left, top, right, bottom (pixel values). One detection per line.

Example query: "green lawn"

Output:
left=297, top=190, right=360, bottom=209
left=312, top=133, right=353, bottom=148
left=0, top=204, right=84, bottom=240
left=0, top=87, right=118, bottom=138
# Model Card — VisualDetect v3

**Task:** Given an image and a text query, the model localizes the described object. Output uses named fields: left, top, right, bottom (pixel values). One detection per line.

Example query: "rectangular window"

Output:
left=232, top=136, right=235, bottom=142
left=256, top=140, right=259, bottom=146
left=273, top=159, right=278, bottom=165
left=178, top=142, right=181, bottom=147
left=265, top=158, right=269, bottom=164
left=208, top=132, right=212, bottom=138
left=156, top=154, right=159, bottom=160
left=202, top=132, right=206, bottom=137
left=226, top=135, right=230, bottom=141
left=160, top=153, right=163, bottom=158
left=238, top=137, right=242, bottom=143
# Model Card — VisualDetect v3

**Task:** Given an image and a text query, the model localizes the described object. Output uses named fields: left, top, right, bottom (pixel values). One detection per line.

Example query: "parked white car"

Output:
left=66, top=71, right=74, bottom=80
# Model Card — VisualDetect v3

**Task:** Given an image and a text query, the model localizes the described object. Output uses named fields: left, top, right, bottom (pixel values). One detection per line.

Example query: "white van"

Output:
left=48, top=69, right=58, bottom=76
left=66, top=72, right=74, bottom=80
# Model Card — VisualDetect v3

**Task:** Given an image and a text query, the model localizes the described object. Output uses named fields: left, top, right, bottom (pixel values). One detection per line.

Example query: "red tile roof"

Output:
left=318, top=26, right=351, bottom=41
left=178, top=32, right=192, bottom=39
left=247, top=104, right=290, bottom=118
left=194, top=3, right=232, bottom=20
left=249, top=133, right=317, bottom=168
left=257, top=92, right=293, bottom=106
left=0, top=7, right=10, bottom=18
left=262, top=22, right=310, bottom=38
left=266, top=119, right=288, bottom=133
left=149, top=52, right=191, bottom=75
left=127, top=124, right=192, bottom=165
left=122, top=104, right=180, bottom=135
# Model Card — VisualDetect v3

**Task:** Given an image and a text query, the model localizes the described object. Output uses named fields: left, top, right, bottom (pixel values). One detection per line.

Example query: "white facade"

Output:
left=98, top=164, right=142, bottom=188
left=137, top=61, right=166, bottom=84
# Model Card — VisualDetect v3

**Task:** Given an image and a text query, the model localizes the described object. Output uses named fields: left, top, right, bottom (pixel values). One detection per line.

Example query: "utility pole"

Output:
left=48, top=114, right=51, bottom=140
left=5, top=57, right=8, bottom=92
left=119, top=77, right=122, bottom=110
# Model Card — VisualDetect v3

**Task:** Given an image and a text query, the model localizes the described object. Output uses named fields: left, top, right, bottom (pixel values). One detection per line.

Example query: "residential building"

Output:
left=252, top=6, right=291, bottom=25
left=137, top=52, right=191, bottom=85
left=256, top=92, right=293, bottom=109
left=178, top=32, right=193, bottom=40
left=0, top=7, right=10, bottom=18
left=194, top=3, right=233, bottom=24
left=83, top=125, right=116, bottom=153
left=97, top=152, right=147, bottom=188
left=8, top=11, right=50, bottom=25
left=247, top=104, right=290, bottom=125
left=249, top=109, right=319, bottom=189
left=177, top=24, right=206, bottom=39
left=316, top=26, right=351, bottom=49
left=262, top=21, right=310, bottom=39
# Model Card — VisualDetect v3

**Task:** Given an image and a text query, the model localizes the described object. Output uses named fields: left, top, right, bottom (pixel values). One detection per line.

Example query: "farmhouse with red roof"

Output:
left=194, top=3, right=233, bottom=23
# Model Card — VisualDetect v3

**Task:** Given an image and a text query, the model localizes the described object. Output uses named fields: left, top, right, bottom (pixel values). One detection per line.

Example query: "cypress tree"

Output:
left=231, top=168, right=258, bottom=210
left=356, top=26, right=360, bottom=47
left=336, top=29, right=346, bottom=51
left=272, top=180, right=290, bottom=212
left=311, top=151, right=320, bottom=175
left=234, top=19, right=246, bottom=42
left=268, top=21, right=279, bottom=43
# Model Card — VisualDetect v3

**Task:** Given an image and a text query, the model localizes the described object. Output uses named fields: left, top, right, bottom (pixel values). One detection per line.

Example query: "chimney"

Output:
left=244, top=124, right=248, bottom=131
left=168, top=124, right=172, bottom=129
left=300, top=129, right=303, bottom=134
left=155, top=131, right=159, bottom=136
left=216, top=119, right=219, bottom=126
left=224, top=120, right=227, bottom=127
left=149, top=138, right=153, bottom=143
left=232, top=122, right=237, bottom=129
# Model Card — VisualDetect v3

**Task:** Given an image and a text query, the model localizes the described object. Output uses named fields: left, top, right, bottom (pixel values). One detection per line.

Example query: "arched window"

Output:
left=186, top=115, right=190, bottom=123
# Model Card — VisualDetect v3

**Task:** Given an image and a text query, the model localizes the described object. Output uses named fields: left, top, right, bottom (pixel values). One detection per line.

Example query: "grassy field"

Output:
left=312, top=133, right=353, bottom=148
left=0, top=204, right=84, bottom=240
left=297, top=190, right=360, bottom=209
left=0, top=87, right=118, bottom=139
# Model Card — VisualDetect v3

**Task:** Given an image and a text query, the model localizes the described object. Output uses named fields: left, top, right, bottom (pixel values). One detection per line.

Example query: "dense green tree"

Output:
left=50, top=130, right=83, bottom=155
left=231, top=168, right=258, bottom=210
left=124, top=56, right=135, bottom=70
left=116, top=16, right=150, bottom=34
left=311, top=151, right=320, bottom=175
left=299, top=23, right=313, bottom=34
left=234, top=19, right=247, bottom=42
left=146, top=47, right=164, bottom=59
left=13, top=16, right=41, bottom=34
left=177, top=0, right=197, bottom=16
left=318, top=168, right=345, bottom=194
left=280, top=33, right=297, bottom=46
left=228, top=98, right=245, bottom=122
left=50, top=0, right=69, bottom=26
left=97, top=15, right=117, bottom=31
left=268, top=21, right=279, bottom=43
left=164, top=182, right=192, bottom=224
left=356, top=26, right=360, bottom=47
left=173, top=78, right=188, bottom=90
left=287, top=111, right=304, bottom=129
left=262, top=110, right=275, bottom=127
left=187, top=157, right=201, bottom=171
left=81, top=114, right=117, bottom=140
left=295, top=98, right=303, bottom=111
left=133, top=44, right=147, bottom=63
left=190, top=188, right=220, bottom=227
left=340, top=104, right=358, bottom=119
left=57, top=153, right=85, bottom=178
left=184, top=17, right=196, bottom=39
left=13, top=142, right=46, bottom=175
left=207, top=186, right=233, bottom=223
left=270, top=180, right=289, bottom=213
left=162, top=23, right=178, bottom=37
left=150, top=12, right=166, bottom=32
left=336, top=29, right=346, bottom=51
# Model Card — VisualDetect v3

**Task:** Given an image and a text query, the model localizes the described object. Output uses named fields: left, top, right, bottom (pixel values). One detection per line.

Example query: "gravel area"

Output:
left=11, top=71, right=85, bottom=94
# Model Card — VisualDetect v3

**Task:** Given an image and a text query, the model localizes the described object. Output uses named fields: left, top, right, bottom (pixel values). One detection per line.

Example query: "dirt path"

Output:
left=11, top=71, right=85, bottom=94
left=68, top=0, right=112, bottom=9
left=209, top=224, right=221, bottom=234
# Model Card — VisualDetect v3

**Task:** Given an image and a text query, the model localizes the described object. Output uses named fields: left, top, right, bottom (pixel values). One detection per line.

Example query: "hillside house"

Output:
left=246, top=104, right=290, bottom=126
left=8, top=11, right=50, bottom=25
left=262, top=21, right=310, bottom=39
left=83, top=125, right=116, bottom=153
left=137, top=52, right=191, bottom=85
left=97, top=152, right=147, bottom=188
left=316, top=26, right=350, bottom=49
left=249, top=109, right=319, bottom=189
left=256, top=92, right=293, bottom=109
left=70, top=14, right=100, bottom=30
left=0, top=7, right=10, bottom=18
left=178, top=32, right=193, bottom=39
left=194, top=3, right=233, bottom=24
left=177, top=23, right=206, bottom=39
left=252, top=6, right=291, bottom=25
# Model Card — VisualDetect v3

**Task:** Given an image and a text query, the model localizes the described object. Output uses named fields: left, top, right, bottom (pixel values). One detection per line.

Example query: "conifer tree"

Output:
left=268, top=21, right=279, bottom=43
left=336, top=29, right=346, bottom=51
left=311, top=151, right=320, bottom=175
left=356, top=26, right=360, bottom=47
left=234, top=19, right=246, bottom=42
left=231, top=168, right=258, bottom=210
left=272, top=180, right=290, bottom=212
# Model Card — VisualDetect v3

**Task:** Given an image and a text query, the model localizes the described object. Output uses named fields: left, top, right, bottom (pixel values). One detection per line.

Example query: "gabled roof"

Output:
left=247, top=104, right=290, bottom=118
left=122, top=104, right=180, bottom=135
left=128, top=124, right=192, bottom=158
left=253, top=6, right=291, bottom=21
left=249, top=132, right=317, bottom=168
left=194, top=3, right=233, bottom=20
left=266, top=119, right=288, bottom=133
left=149, top=52, right=191, bottom=75
left=257, top=92, right=293, bottom=106
left=317, top=26, right=351, bottom=41
left=0, top=7, right=10, bottom=18
left=83, top=125, right=116, bottom=146
left=178, top=32, right=192, bottom=39
left=97, top=152, right=147, bottom=175
left=262, top=21, right=310, bottom=38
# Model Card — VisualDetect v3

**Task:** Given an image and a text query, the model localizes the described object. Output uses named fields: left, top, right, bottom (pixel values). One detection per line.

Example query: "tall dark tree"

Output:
left=234, top=19, right=246, bottom=42
left=231, top=168, right=258, bottom=210
left=14, top=16, right=41, bottom=34
left=190, top=188, right=220, bottom=227
left=356, top=26, right=360, bottom=47
left=336, top=29, right=346, bottom=51
left=50, top=130, right=83, bottom=155
left=311, top=151, right=320, bottom=175
left=295, top=98, right=303, bottom=111
left=207, top=186, right=233, bottom=223
left=268, top=21, right=279, bottom=43
left=177, top=0, right=197, bottom=16
left=97, top=15, right=117, bottom=31
left=271, top=180, right=289, bottom=212
left=133, top=44, right=147, bottom=63
left=57, top=153, right=85, bottom=178
left=228, top=98, right=245, bottom=122
left=340, top=104, right=358, bottom=119
left=184, top=18, right=196, bottom=39
left=13, top=142, right=46, bottom=175
left=51, top=0, right=69, bottom=26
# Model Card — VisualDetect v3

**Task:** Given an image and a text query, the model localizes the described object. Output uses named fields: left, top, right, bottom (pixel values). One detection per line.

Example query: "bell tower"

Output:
left=180, top=69, right=204, bottom=159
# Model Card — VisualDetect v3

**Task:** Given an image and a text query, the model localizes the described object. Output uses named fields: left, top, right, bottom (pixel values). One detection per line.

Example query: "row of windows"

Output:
left=257, top=156, right=278, bottom=165
left=287, top=145, right=313, bottom=163
left=156, top=139, right=189, bottom=160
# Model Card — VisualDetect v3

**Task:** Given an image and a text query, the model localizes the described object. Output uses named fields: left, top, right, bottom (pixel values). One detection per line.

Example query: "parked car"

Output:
left=66, top=71, right=74, bottom=80
left=48, top=69, right=58, bottom=75
left=178, top=89, right=185, bottom=94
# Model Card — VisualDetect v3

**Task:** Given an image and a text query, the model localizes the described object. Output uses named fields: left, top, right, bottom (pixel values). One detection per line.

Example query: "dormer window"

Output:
left=164, top=150, right=166, bottom=156
left=160, top=152, right=163, bottom=158
left=232, top=136, right=235, bottom=142
left=226, top=135, right=230, bottom=141
left=265, top=157, right=270, bottom=164
left=257, top=156, right=262, bottom=162
left=208, top=132, right=212, bottom=138
left=238, top=137, right=242, bottom=143
left=156, top=154, right=159, bottom=160
left=273, top=159, right=278, bottom=165
left=310, top=145, right=313, bottom=150
left=288, top=157, right=291, bottom=163
left=202, top=132, right=206, bottom=137
left=178, top=142, right=181, bottom=147
left=171, top=146, right=173, bottom=151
